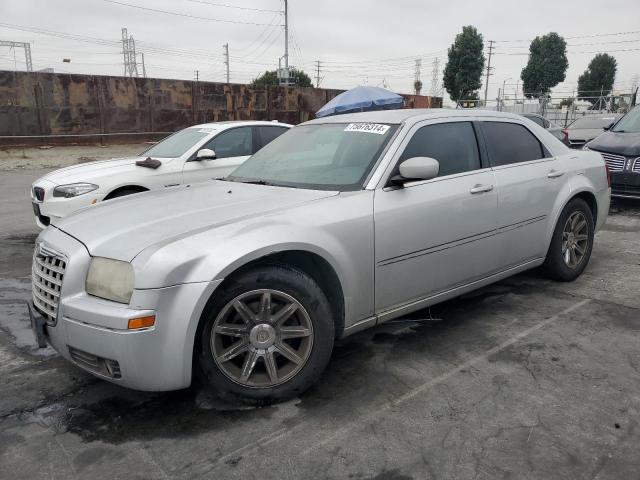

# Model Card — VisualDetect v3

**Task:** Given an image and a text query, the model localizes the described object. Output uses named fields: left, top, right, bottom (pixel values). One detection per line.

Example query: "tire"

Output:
left=197, top=264, right=335, bottom=402
left=542, top=198, right=594, bottom=282
left=105, top=188, right=145, bottom=200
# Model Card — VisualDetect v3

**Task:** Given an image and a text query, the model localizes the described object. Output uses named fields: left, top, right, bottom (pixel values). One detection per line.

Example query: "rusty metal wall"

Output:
left=0, top=70, right=442, bottom=144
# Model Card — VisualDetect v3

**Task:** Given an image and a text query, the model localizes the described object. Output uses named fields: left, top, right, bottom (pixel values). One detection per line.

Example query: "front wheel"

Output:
left=542, top=198, right=594, bottom=282
left=197, top=265, right=335, bottom=402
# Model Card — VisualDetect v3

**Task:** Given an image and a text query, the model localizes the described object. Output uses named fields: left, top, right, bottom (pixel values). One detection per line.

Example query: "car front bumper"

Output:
left=31, top=281, right=218, bottom=391
left=31, top=180, right=105, bottom=229
left=611, top=171, right=640, bottom=199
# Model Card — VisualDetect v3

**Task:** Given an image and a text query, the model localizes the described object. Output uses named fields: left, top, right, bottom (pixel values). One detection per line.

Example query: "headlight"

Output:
left=53, top=183, right=98, bottom=198
left=86, top=257, right=134, bottom=303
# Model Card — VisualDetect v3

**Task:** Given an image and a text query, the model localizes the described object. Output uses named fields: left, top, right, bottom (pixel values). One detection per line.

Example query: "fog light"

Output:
left=128, top=315, right=156, bottom=330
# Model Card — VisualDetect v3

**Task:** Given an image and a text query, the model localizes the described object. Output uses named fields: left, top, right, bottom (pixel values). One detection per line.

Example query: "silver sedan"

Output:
left=29, top=109, right=610, bottom=400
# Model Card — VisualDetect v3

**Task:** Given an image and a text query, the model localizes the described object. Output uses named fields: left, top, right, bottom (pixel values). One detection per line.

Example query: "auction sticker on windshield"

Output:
left=344, top=123, right=390, bottom=135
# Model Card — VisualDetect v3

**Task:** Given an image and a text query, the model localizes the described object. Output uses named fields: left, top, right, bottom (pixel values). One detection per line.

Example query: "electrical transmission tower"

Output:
left=430, top=58, right=443, bottom=98
left=121, top=28, right=139, bottom=77
left=315, top=60, right=322, bottom=88
left=223, top=43, right=230, bottom=83
left=0, top=40, right=33, bottom=71
left=414, top=59, right=422, bottom=95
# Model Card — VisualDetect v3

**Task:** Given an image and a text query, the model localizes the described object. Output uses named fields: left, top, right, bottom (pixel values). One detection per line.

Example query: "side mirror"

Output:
left=196, top=148, right=216, bottom=160
left=391, top=157, right=440, bottom=186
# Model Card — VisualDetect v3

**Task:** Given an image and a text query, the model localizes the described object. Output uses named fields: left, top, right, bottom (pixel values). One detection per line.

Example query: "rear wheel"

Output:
left=197, top=265, right=335, bottom=401
left=543, top=198, right=594, bottom=281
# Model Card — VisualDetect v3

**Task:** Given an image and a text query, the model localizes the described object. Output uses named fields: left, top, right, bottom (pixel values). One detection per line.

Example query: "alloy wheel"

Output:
left=561, top=211, right=589, bottom=269
left=211, top=289, right=314, bottom=388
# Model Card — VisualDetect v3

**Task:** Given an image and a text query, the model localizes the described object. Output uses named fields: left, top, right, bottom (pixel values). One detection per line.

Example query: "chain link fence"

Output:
left=457, top=89, right=638, bottom=127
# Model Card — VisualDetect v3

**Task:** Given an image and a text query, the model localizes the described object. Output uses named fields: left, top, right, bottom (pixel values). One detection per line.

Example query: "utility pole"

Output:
left=140, top=52, right=146, bottom=78
left=483, top=40, right=494, bottom=107
left=1, top=40, right=33, bottom=71
left=194, top=70, right=199, bottom=82
left=315, top=60, right=321, bottom=88
left=414, top=59, right=422, bottom=95
left=278, top=0, right=289, bottom=85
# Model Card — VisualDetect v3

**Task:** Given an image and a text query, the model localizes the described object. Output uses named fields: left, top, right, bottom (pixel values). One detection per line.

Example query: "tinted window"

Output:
left=257, top=126, right=289, bottom=150
left=482, top=122, right=545, bottom=166
left=524, top=114, right=545, bottom=127
left=398, top=122, right=481, bottom=177
left=206, top=127, right=253, bottom=159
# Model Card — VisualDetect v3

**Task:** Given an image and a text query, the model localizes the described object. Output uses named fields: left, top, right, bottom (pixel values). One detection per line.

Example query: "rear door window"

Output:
left=481, top=122, right=546, bottom=167
left=256, top=126, right=289, bottom=151
left=398, top=122, right=481, bottom=177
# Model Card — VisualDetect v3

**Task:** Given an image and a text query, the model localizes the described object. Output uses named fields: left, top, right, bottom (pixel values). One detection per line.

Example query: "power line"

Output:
left=101, top=0, right=284, bottom=26
left=184, top=0, right=282, bottom=13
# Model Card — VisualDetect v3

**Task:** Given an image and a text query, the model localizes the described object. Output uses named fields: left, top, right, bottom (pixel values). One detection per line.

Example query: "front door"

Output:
left=374, top=120, right=499, bottom=313
left=182, top=126, right=254, bottom=184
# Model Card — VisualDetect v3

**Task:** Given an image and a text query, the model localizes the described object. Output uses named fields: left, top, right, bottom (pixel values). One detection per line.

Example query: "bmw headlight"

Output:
left=86, top=257, right=134, bottom=303
left=53, top=183, right=98, bottom=198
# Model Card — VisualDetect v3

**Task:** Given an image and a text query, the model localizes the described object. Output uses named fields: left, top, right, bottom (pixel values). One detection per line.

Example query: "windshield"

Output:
left=612, top=106, right=640, bottom=133
left=228, top=123, right=398, bottom=191
left=569, top=116, right=617, bottom=130
left=142, top=128, right=210, bottom=158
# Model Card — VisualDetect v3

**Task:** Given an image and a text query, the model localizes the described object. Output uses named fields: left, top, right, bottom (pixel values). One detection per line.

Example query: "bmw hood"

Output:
left=39, top=156, right=171, bottom=185
left=588, top=131, right=640, bottom=157
left=54, top=180, right=338, bottom=262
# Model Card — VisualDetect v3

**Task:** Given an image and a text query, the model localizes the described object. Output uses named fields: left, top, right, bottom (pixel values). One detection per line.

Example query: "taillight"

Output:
left=604, top=162, right=611, bottom=188
left=561, top=129, right=568, bottom=141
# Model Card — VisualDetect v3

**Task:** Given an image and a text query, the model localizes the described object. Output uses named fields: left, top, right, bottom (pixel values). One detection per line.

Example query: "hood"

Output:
left=39, top=156, right=167, bottom=185
left=55, top=181, right=338, bottom=262
left=567, top=128, right=606, bottom=142
left=588, top=131, right=640, bottom=157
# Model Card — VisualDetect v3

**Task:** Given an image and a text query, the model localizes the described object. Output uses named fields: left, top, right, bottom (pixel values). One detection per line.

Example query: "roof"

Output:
left=188, top=120, right=292, bottom=129
left=304, top=108, right=526, bottom=125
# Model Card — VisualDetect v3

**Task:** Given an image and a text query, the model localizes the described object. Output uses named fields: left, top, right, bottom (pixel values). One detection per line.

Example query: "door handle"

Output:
left=547, top=169, right=565, bottom=178
left=469, top=184, right=494, bottom=194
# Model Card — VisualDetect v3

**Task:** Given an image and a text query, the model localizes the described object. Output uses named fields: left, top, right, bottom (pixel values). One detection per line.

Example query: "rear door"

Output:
left=479, top=120, right=566, bottom=269
left=182, top=126, right=254, bottom=183
left=374, top=119, right=499, bottom=312
left=255, top=125, right=289, bottom=151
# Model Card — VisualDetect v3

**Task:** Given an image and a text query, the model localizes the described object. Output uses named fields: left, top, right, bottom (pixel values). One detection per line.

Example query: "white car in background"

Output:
left=30, top=121, right=291, bottom=228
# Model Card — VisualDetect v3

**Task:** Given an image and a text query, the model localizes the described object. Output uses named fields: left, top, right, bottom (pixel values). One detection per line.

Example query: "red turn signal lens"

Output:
left=127, top=315, right=156, bottom=330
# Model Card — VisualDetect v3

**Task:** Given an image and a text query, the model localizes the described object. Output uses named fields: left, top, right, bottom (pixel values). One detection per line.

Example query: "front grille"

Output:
left=601, top=152, right=626, bottom=172
left=68, top=346, right=122, bottom=378
left=633, top=158, right=640, bottom=174
left=31, top=249, right=66, bottom=324
left=33, top=186, right=45, bottom=202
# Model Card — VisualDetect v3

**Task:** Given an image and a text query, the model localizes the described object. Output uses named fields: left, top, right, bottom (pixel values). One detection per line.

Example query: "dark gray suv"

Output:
left=586, top=105, right=640, bottom=199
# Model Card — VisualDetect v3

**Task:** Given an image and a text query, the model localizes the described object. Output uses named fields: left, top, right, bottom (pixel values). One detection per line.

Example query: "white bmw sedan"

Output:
left=30, top=121, right=291, bottom=228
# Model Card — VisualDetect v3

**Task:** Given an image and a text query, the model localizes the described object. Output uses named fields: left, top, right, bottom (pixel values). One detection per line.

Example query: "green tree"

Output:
left=414, top=80, right=423, bottom=95
left=577, top=53, right=617, bottom=106
left=520, top=32, right=568, bottom=98
left=251, top=68, right=313, bottom=87
left=443, top=26, right=485, bottom=103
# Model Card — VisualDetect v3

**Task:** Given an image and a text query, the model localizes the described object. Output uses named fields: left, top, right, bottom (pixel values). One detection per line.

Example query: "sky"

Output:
left=1, top=0, right=639, bottom=105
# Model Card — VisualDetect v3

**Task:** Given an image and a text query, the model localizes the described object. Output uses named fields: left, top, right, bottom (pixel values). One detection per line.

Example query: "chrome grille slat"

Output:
left=601, top=152, right=626, bottom=172
left=633, top=158, right=640, bottom=174
left=31, top=247, right=66, bottom=324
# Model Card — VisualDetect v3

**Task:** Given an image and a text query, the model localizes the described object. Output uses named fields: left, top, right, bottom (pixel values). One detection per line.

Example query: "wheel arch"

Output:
left=545, top=188, right=598, bottom=254
left=197, top=249, right=346, bottom=340
left=104, top=184, right=149, bottom=200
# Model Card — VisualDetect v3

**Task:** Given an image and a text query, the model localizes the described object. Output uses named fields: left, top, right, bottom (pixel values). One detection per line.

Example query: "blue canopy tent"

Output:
left=315, top=86, right=404, bottom=118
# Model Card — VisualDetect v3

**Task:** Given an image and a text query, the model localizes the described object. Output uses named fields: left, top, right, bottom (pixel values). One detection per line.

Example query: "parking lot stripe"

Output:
left=301, top=298, right=591, bottom=455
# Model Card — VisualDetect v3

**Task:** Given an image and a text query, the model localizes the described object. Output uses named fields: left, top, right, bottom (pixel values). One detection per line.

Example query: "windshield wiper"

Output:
left=237, top=179, right=277, bottom=186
